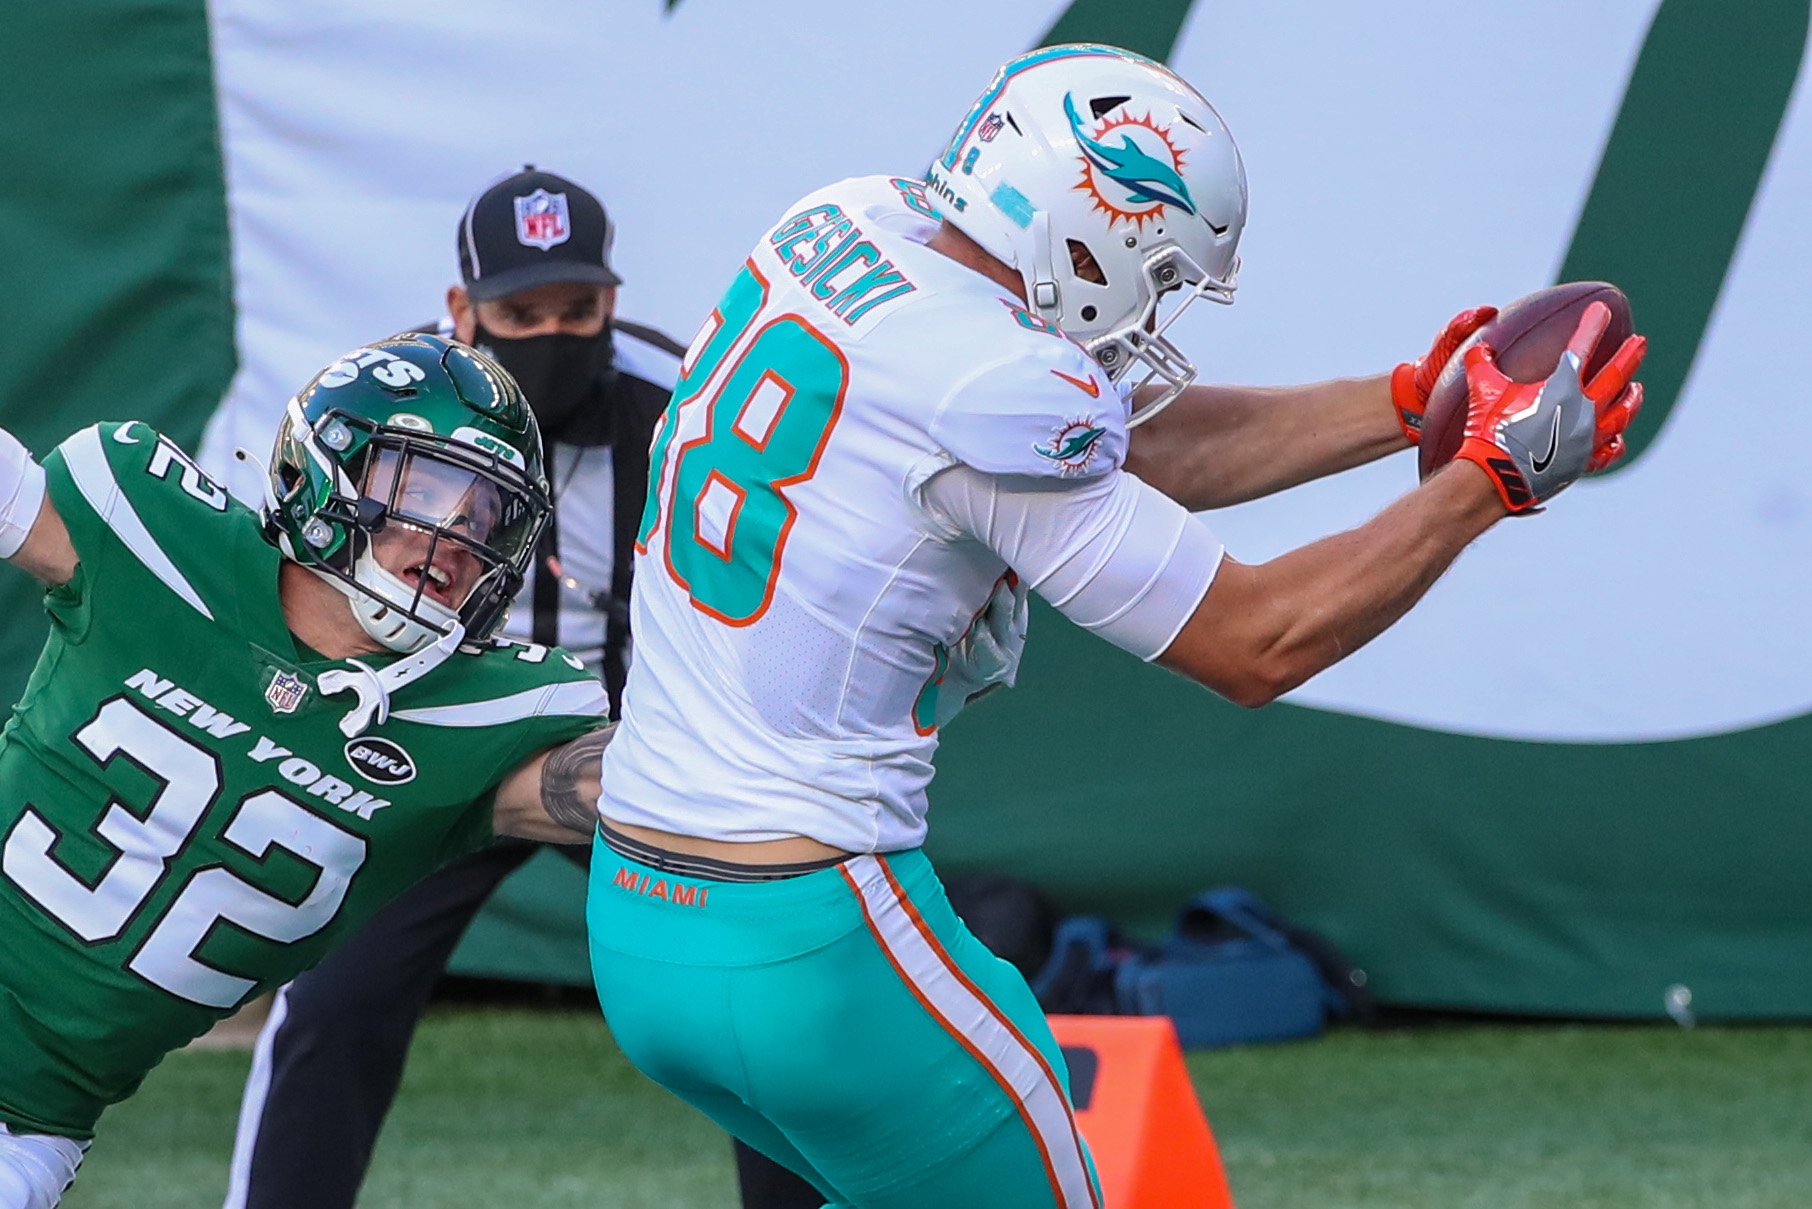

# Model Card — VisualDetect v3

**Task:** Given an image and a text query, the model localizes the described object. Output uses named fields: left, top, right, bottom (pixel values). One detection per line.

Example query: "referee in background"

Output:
left=223, top=168, right=822, bottom=1209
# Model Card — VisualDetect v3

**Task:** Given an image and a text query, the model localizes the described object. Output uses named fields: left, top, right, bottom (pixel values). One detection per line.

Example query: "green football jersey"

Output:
left=0, top=422, right=607, bottom=1139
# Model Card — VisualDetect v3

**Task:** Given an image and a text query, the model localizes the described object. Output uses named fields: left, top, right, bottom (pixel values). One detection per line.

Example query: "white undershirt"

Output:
left=0, top=427, right=47, bottom=560
left=918, top=463, right=1224, bottom=661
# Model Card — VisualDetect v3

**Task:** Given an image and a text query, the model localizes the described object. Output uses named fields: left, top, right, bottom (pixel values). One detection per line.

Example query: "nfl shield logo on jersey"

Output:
left=514, top=189, right=571, bottom=250
left=265, top=670, right=309, bottom=715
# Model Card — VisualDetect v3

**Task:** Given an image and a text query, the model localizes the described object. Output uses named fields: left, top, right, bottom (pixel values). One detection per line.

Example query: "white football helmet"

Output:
left=925, top=44, right=1247, bottom=425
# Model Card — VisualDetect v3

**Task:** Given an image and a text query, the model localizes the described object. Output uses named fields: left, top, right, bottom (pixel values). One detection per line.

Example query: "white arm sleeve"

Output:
left=919, top=463, right=1225, bottom=661
left=0, top=427, right=47, bottom=561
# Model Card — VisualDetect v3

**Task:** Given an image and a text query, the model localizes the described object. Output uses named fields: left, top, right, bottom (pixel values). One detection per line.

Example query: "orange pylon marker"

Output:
left=1049, top=1015, right=1236, bottom=1209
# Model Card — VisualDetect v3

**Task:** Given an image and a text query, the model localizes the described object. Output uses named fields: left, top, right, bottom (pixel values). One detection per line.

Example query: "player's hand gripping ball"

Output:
left=1415, top=281, right=1638, bottom=479
left=1451, top=300, right=1646, bottom=513
left=1390, top=305, right=1497, bottom=445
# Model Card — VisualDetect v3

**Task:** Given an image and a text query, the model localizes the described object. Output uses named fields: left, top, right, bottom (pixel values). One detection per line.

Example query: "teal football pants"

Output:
left=586, top=837, right=1101, bottom=1209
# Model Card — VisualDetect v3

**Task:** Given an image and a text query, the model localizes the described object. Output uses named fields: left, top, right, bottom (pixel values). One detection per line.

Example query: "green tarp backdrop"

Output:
left=4, top=0, right=1809, bottom=1019
left=0, top=0, right=236, bottom=706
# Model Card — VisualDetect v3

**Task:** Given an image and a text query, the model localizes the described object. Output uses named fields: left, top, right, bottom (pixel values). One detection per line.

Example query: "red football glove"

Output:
left=1391, top=305, right=1497, bottom=445
left=1456, top=302, right=1647, bottom=513
left=1586, top=380, right=1644, bottom=474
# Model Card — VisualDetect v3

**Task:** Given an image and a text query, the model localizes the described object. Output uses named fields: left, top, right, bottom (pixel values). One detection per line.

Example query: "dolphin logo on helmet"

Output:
left=924, top=44, right=1248, bottom=428
left=1063, top=93, right=1197, bottom=218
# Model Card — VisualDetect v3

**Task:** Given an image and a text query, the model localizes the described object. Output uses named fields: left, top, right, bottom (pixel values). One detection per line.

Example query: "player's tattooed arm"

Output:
left=539, top=725, right=614, bottom=832
left=1125, top=375, right=1403, bottom=510
left=491, top=724, right=616, bottom=843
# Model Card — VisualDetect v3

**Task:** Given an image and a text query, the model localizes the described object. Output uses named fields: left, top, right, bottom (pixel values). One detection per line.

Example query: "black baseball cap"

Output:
left=457, top=166, right=621, bottom=301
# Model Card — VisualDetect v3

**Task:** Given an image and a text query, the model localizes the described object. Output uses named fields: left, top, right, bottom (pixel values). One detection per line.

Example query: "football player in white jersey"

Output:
left=585, top=44, right=1646, bottom=1208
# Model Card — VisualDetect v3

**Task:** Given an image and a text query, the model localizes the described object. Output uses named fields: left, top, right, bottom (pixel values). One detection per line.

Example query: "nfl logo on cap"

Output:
left=514, top=189, right=571, bottom=251
left=459, top=167, right=621, bottom=300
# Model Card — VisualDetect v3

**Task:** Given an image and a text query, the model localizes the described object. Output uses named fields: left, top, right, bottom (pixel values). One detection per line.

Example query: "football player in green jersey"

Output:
left=0, top=333, right=612, bottom=1208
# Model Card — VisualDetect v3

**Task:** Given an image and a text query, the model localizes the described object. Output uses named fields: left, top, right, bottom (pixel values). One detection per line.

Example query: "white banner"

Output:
left=200, top=0, right=1812, bottom=744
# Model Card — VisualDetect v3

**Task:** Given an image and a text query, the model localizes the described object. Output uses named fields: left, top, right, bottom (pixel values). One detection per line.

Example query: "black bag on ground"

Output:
left=1031, top=887, right=1373, bottom=1049
left=1030, top=915, right=1137, bottom=1015
left=943, top=871, right=1060, bottom=980
left=1141, top=887, right=1372, bottom=1046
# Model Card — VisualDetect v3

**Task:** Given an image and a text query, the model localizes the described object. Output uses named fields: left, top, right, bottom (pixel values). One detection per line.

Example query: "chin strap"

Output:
left=318, top=622, right=466, bottom=738
left=1027, top=211, right=1061, bottom=316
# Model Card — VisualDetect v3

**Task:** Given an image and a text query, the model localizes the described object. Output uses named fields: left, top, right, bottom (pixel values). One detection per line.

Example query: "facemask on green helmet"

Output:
left=262, top=333, right=551, bottom=654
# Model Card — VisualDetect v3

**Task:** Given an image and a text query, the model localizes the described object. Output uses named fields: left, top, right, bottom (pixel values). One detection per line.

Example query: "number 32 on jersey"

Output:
left=636, top=262, right=849, bottom=626
left=3, top=698, right=365, bottom=1009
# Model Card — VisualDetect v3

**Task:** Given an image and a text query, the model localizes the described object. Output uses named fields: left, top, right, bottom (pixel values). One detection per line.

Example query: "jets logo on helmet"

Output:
left=923, top=44, right=1248, bottom=427
left=262, top=333, right=551, bottom=659
left=1064, top=94, right=1196, bottom=227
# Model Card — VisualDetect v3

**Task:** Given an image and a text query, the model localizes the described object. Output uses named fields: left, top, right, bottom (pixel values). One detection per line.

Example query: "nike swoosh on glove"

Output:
left=1456, top=301, right=1647, bottom=513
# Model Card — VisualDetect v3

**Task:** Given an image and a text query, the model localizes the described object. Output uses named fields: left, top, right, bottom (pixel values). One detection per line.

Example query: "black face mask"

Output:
left=474, top=324, right=615, bottom=442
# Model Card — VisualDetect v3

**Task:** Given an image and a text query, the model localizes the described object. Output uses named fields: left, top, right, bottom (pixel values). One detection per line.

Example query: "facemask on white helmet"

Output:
left=924, top=44, right=1248, bottom=426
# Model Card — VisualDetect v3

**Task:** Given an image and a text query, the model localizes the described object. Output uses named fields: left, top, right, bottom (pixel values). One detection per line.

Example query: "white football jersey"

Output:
left=599, top=176, right=1131, bottom=852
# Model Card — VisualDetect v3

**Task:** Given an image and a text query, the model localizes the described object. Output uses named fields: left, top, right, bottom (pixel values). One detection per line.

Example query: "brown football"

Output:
left=1418, top=281, right=1634, bottom=479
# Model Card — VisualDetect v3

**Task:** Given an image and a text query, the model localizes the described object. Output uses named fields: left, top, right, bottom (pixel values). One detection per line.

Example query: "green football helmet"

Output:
left=263, top=333, right=551, bottom=653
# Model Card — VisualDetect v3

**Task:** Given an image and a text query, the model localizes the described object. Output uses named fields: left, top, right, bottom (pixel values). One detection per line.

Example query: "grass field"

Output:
left=61, top=1007, right=1812, bottom=1208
